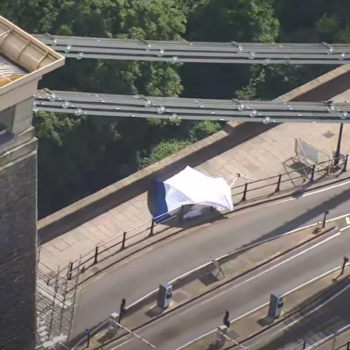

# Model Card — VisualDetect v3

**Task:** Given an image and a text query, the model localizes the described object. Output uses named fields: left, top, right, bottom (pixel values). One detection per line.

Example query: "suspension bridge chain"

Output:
left=34, top=90, right=350, bottom=124
left=33, top=34, right=350, bottom=64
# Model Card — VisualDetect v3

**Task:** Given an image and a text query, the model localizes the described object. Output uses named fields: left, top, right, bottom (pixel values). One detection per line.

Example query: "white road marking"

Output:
left=270, top=179, right=350, bottom=207
left=340, top=224, right=350, bottom=232
left=346, top=217, right=350, bottom=225
left=246, top=283, right=350, bottom=348
left=174, top=263, right=350, bottom=350
left=75, top=181, right=350, bottom=349
left=110, top=231, right=342, bottom=349
left=181, top=231, right=341, bottom=310
left=125, top=213, right=350, bottom=315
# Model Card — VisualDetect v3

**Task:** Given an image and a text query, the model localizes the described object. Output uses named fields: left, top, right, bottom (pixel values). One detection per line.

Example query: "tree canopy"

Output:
left=1, top=0, right=348, bottom=217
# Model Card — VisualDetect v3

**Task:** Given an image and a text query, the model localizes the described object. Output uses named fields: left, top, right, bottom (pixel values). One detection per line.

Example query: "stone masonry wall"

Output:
left=0, top=151, right=37, bottom=350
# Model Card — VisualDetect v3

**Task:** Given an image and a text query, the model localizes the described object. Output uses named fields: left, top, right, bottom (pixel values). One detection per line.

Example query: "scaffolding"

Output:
left=36, top=258, right=81, bottom=349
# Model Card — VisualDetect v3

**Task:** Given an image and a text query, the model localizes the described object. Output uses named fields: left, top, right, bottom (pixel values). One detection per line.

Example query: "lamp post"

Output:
left=334, top=123, right=344, bottom=166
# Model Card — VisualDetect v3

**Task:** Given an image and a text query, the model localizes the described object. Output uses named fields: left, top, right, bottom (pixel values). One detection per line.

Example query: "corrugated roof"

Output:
left=0, top=16, right=64, bottom=95
left=0, top=53, right=26, bottom=76
left=0, top=54, right=25, bottom=87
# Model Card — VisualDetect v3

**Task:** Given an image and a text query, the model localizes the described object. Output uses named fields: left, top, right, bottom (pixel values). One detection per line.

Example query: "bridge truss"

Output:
left=34, top=90, right=350, bottom=124
left=34, top=34, right=350, bottom=65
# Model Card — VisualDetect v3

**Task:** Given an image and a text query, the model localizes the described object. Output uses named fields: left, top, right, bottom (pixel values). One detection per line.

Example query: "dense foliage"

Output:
left=1, top=0, right=349, bottom=217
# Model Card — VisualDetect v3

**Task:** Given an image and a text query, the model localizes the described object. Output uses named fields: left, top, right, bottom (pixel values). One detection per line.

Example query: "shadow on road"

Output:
left=238, top=186, right=350, bottom=251
left=246, top=276, right=350, bottom=350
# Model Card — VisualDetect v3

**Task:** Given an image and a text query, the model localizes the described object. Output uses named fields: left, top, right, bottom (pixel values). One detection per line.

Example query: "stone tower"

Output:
left=0, top=17, right=64, bottom=350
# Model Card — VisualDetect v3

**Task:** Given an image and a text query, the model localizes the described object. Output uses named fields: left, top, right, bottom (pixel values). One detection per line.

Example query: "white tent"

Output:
left=153, top=166, right=233, bottom=223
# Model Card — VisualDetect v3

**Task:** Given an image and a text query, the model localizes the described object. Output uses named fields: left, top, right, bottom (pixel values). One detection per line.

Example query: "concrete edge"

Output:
left=175, top=263, right=350, bottom=350
left=304, top=323, right=350, bottom=350
left=71, top=222, right=341, bottom=349
left=38, top=64, right=350, bottom=241
left=126, top=225, right=336, bottom=312
left=74, top=173, right=350, bottom=284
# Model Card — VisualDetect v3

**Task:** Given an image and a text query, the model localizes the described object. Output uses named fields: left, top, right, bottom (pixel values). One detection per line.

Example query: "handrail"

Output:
left=304, top=323, right=350, bottom=350
left=49, top=155, right=348, bottom=277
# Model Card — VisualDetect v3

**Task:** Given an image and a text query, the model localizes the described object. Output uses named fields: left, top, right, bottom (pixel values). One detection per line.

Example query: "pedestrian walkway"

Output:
left=39, top=66, right=350, bottom=272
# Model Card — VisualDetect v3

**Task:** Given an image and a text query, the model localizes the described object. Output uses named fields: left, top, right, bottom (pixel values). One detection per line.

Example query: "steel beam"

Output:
left=34, top=90, right=350, bottom=124
left=33, top=34, right=350, bottom=64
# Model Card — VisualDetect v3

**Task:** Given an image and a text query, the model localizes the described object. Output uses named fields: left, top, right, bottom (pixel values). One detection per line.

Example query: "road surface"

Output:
left=100, top=224, right=350, bottom=350
left=244, top=280, right=350, bottom=350
left=73, top=180, right=350, bottom=336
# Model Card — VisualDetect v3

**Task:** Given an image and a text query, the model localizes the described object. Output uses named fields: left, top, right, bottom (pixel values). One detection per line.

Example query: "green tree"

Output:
left=181, top=0, right=280, bottom=99
left=138, top=139, right=192, bottom=168
left=1, top=0, right=188, bottom=216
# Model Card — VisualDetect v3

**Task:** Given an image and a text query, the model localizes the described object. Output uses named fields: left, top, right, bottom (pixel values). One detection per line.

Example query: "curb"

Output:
left=304, top=323, right=350, bottom=350
left=72, top=174, right=350, bottom=287
left=71, top=224, right=337, bottom=349
left=233, top=174, right=350, bottom=213
left=175, top=263, right=350, bottom=350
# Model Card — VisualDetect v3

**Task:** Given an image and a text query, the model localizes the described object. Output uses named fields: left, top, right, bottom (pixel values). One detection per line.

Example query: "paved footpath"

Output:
left=39, top=77, right=350, bottom=271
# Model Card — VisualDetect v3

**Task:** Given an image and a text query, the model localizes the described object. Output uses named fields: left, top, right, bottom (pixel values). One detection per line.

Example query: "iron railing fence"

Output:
left=293, top=323, right=350, bottom=350
left=47, top=155, right=348, bottom=281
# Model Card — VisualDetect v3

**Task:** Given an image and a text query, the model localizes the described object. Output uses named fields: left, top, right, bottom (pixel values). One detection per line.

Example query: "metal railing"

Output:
left=54, top=155, right=348, bottom=280
left=299, top=323, right=350, bottom=350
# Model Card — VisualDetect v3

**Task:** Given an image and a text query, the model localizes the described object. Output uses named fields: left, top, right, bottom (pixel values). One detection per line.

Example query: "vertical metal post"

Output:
left=310, top=165, right=316, bottom=182
left=48, top=266, right=60, bottom=337
left=275, top=174, right=282, bottom=193
left=302, top=341, right=307, bottom=349
left=85, top=329, right=90, bottom=348
left=223, top=310, right=230, bottom=328
left=341, top=257, right=349, bottom=275
left=121, top=232, right=127, bottom=250
left=334, top=123, right=344, bottom=166
left=67, top=256, right=82, bottom=340
left=342, top=154, right=349, bottom=173
left=150, top=219, right=155, bottom=237
left=67, top=262, right=73, bottom=281
left=241, top=183, right=248, bottom=201
left=331, top=334, right=335, bottom=350
left=322, top=210, right=329, bottom=229
left=179, top=205, right=184, bottom=224
left=119, top=298, right=126, bottom=323
left=94, top=246, right=99, bottom=264
left=58, top=265, right=70, bottom=335
left=346, top=341, right=350, bottom=350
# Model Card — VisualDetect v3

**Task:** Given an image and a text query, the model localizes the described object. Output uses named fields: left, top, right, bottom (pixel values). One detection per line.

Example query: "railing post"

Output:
left=302, top=341, right=306, bottom=349
left=67, top=262, right=73, bottom=281
left=309, top=164, right=316, bottom=182
left=322, top=210, right=329, bottom=229
left=341, top=256, right=349, bottom=275
left=179, top=205, right=184, bottom=224
left=121, top=231, right=127, bottom=250
left=94, top=246, right=99, bottom=264
left=119, top=298, right=126, bottom=323
left=149, top=219, right=155, bottom=237
left=275, top=174, right=282, bottom=193
left=241, top=183, right=248, bottom=201
left=346, top=341, right=350, bottom=350
left=342, top=154, right=349, bottom=173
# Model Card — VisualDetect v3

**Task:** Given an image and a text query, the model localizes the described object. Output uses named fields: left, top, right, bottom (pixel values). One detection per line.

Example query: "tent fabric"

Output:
left=152, top=166, right=233, bottom=224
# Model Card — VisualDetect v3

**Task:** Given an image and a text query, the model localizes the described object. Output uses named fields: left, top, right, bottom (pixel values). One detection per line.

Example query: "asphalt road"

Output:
left=244, top=280, right=350, bottom=350
left=108, top=226, right=350, bottom=350
left=73, top=180, right=350, bottom=336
